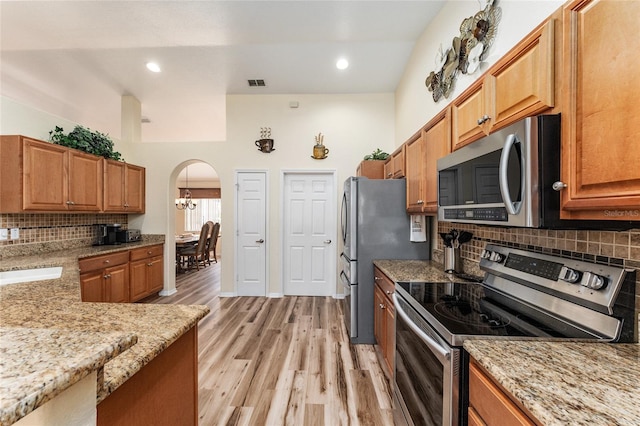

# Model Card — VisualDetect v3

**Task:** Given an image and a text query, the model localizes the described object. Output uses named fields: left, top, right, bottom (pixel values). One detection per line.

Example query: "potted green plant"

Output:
left=48, top=125, right=123, bottom=161
left=363, top=148, right=389, bottom=161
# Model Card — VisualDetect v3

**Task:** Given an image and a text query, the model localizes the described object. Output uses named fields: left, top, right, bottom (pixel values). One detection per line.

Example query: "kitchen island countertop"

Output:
left=0, top=237, right=210, bottom=426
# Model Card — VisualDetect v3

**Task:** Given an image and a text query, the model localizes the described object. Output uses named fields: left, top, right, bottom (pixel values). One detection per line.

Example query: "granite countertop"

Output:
left=0, top=237, right=210, bottom=425
left=373, top=259, right=462, bottom=283
left=465, top=340, right=640, bottom=426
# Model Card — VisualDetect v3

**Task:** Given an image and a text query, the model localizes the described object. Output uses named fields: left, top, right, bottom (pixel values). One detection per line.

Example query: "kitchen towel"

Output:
left=410, top=215, right=427, bottom=242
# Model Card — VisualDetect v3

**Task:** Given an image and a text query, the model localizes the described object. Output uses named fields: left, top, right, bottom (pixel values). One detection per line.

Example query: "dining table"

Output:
left=175, top=234, right=200, bottom=273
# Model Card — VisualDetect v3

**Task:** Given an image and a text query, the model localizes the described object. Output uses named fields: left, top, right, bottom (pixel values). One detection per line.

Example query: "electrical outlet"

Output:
left=0, top=229, right=7, bottom=241
left=10, top=228, right=19, bottom=240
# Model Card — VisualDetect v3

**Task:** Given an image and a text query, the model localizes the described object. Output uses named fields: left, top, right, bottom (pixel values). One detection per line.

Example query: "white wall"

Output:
left=395, top=0, right=564, bottom=145
left=130, top=93, right=395, bottom=295
left=1, top=96, right=133, bottom=161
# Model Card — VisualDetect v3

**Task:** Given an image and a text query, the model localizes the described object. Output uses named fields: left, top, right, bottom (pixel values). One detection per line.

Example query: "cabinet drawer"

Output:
left=374, top=267, right=395, bottom=300
left=79, top=251, right=129, bottom=273
left=130, top=244, right=164, bottom=261
left=469, top=361, right=534, bottom=426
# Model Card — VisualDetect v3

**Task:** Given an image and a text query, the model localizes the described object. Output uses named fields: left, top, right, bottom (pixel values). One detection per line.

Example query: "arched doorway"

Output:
left=173, top=161, right=222, bottom=286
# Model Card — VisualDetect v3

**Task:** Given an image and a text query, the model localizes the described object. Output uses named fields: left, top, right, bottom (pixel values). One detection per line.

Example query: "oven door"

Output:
left=394, top=294, right=461, bottom=426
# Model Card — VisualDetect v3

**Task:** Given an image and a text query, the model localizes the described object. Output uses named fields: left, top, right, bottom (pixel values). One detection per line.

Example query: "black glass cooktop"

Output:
left=396, top=281, right=565, bottom=340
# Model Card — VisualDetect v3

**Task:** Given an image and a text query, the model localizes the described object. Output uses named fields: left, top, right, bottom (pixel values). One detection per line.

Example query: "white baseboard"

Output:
left=219, top=292, right=237, bottom=298
left=333, top=293, right=345, bottom=299
left=159, top=288, right=177, bottom=296
left=268, top=292, right=283, bottom=298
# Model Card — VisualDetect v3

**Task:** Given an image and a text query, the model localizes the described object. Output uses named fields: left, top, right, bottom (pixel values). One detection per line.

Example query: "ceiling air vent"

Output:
left=248, top=79, right=266, bottom=87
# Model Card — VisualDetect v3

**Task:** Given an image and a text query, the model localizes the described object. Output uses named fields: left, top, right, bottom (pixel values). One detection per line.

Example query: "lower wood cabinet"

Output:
left=79, top=252, right=130, bottom=303
left=373, top=266, right=395, bottom=376
left=468, top=358, right=535, bottom=426
left=79, top=244, right=164, bottom=303
left=129, top=244, right=164, bottom=302
left=97, top=326, right=198, bottom=426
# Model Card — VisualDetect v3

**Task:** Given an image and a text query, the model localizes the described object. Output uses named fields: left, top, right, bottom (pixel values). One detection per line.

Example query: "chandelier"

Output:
left=175, top=166, right=197, bottom=210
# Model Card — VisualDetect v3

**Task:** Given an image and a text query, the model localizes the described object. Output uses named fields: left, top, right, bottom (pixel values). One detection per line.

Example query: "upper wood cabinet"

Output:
left=1, top=135, right=145, bottom=214
left=356, top=160, right=385, bottom=179
left=0, top=135, right=102, bottom=212
left=423, top=108, right=451, bottom=214
left=558, top=0, right=640, bottom=221
left=104, top=160, right=146, bottom=213
left=384, top=145, right=406, bottom=179
left=405, top=131, right=426, bottom=213
left=452, top=20, right=555, bottom=150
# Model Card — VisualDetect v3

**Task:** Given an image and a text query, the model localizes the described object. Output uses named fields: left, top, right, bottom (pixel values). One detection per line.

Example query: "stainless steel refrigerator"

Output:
left=340, top=176, right=429, bottom=344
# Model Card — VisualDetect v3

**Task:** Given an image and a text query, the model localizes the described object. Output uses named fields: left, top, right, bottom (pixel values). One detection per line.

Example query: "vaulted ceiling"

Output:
left=0, top=1, right=445, bottom=143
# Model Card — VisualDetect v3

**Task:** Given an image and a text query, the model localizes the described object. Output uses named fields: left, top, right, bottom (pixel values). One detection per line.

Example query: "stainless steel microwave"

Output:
left=437, top=114, right=633, bottom=229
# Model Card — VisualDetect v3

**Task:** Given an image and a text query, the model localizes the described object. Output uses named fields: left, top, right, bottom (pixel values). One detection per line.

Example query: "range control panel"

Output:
left=479, top=244, right=631, bottom=310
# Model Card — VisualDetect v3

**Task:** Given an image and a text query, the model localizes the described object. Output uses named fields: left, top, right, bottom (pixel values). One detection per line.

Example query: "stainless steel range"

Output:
left=393, top=244, right=637, bottom=426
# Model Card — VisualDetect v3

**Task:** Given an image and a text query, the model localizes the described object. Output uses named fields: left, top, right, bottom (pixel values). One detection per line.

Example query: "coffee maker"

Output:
left=95, top=224, right=122, bottom=246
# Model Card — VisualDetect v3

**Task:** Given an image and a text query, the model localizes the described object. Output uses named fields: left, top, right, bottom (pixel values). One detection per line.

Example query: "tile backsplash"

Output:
left=0, top=213, right=128, bottom=256
left=434, top=221, right=640, bottom=311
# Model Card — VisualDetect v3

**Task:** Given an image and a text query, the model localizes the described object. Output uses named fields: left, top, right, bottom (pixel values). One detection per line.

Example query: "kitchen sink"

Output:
left=0, top=266, right=63, bottom=286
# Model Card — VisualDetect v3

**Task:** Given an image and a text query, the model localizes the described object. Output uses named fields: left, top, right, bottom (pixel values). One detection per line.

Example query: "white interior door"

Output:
left=236, top=171, right=267, bottom=296
left=283, top=172, right=336, bottom=296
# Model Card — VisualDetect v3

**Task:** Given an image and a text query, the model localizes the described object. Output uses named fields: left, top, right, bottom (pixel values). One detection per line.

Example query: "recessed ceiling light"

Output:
left=336, top=58, right=349, bottom=70
left=146, top=62, right=161, bottom=73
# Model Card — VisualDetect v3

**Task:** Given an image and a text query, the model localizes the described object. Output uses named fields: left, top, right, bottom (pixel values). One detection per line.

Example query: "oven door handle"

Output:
left=499, top=133, right=522, bottom=215
left=394, top=294, right=450, bottom=363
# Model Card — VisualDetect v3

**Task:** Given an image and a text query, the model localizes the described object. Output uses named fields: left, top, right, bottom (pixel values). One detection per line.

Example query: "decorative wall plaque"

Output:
left=425, top=0, right=502, bottom=102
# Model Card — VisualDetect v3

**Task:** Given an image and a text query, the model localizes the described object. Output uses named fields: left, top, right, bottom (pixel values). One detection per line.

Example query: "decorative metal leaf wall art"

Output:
left=425, top=0, right=502, bottom=102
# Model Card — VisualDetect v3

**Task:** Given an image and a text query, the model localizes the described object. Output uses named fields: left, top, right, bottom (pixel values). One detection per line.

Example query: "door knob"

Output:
left=324, top=239, right=332, bottom=244
left=256, top=239, right=265, bottom=243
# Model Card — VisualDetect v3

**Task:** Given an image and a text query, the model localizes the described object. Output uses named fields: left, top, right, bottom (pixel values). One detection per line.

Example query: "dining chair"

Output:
left=178, top=222, right=212, bottom=271
left=206, top=222, right=220, bottom=264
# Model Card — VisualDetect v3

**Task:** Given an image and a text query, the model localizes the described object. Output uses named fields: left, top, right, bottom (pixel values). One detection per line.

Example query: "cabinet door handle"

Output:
left=417, top=200, right=424, bottom=204
left=374, top=276, right=381, bottom=281
left=552, top=181, right=567, bottom=191
left=104, top=274, right=111, bottom=279
left=66, top=200, right=75, bottom=205
left=379, top=303, right=386, bottom=309
left=477, top=115, right=491, bottom=125
left=147, top=262, right=153, bottom=267
left=387, top=172, right=393, bottom=177
left=386, top=290, right=392, bottom=295
left=104, top=260, right=110, bottom=264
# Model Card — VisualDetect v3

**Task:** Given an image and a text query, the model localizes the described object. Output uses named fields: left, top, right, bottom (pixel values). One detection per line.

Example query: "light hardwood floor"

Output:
left=142, top=263, right=396, bottom=425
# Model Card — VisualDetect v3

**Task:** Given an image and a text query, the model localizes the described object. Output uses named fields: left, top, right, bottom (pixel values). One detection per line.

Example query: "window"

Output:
left=185, top=199, right=221, bottom=232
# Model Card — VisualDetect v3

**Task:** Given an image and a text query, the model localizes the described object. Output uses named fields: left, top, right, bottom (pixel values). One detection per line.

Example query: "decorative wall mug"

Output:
left=313, top=143, right=329, bottom=159
left=255, top=138, right=274, bottom=153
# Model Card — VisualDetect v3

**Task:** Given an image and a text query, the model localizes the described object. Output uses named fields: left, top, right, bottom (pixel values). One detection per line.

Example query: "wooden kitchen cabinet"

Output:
left=405, top=131, right=427, bottom=213
left=0, top=135, right=102, bottom=212
left=452, top=20, right=555, bottom=150
left=384, top=145, right=405, bottom=179
left=373, top=266, right=395, bottom=377
left=104, top=159, right=145, bottom=213
left=423, top=108, right=451, bottom=213
left=558, top=0, right=640, bottom=222
left=356, top=160, right=385, bottom=179
left=129, top=244, right=164, bottom=301
left=468, top=359, right=535, bottom=426
left=79, top=251, right=130, bottom=303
